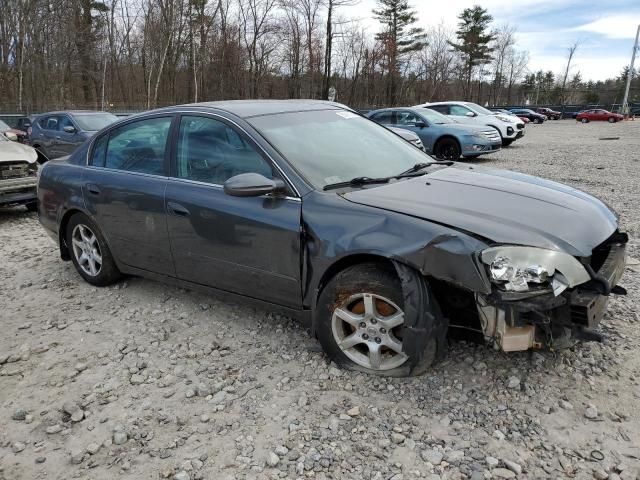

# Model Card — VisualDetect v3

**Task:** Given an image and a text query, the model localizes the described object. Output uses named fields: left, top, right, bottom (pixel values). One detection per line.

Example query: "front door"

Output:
left=83, top=115, right=175, bottom=275
left=165, top=114, right=302, bottom=308
left=56, top=115, right=83, bottom=156
left=392, top=111, right=435, bottom=153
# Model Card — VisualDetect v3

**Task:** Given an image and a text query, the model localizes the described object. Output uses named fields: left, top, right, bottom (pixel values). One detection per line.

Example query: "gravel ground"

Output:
left=1, top=119, right=639, bottom=480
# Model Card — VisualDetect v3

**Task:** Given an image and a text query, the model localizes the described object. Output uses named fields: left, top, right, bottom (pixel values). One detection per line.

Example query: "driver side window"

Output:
left=449, top=105, right=471, bottom=116
left=175, top=116, right=273, bottom=185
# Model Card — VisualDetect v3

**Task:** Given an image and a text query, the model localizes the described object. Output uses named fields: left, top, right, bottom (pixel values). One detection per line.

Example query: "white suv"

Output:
left=414, top=101, right=525, bottom=147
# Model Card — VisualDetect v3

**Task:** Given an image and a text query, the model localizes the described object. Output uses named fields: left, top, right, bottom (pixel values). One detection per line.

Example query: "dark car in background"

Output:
left=509, top=108, right=546, bottom=124
left=38, top=100, right=627, bottom=376
left=535, top=107, right=561, bottom=120
left=30, top=111, right=118, bottom=160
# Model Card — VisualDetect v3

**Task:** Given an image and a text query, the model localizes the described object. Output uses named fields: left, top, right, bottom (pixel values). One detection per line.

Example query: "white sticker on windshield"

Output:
left=336, top=111, right=359, bottom=119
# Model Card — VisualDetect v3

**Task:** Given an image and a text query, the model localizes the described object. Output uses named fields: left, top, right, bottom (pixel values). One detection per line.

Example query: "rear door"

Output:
left=165, top=113, right=302, bottom=308
left=35, top=116, right=61, bottom=157
left=83, top=115, right=175, bottom=275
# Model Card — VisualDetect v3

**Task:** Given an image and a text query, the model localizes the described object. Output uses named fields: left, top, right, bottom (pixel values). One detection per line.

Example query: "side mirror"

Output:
left=63, top=126, right=76, bottom=133
left=465, top=111, right=476, bottom=117
left=224, top=173, right=286, bottom=197
left=4, top=131, right=18, bottom=141
left=415, top=121, right=427, bottom=129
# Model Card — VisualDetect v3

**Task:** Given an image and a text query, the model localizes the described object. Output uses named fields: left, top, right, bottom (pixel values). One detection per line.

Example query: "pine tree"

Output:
left=373, top=0, right=426, bottom=105
left=448, top=5, right=495, bottom=101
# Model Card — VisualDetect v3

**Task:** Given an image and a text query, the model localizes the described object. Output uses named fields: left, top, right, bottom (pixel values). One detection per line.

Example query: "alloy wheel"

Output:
left=331, top=293, right=408, bottom=371
left=71, top=224, right=103, bottom=277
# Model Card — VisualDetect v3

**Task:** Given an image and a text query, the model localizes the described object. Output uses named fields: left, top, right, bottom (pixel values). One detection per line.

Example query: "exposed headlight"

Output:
left=471, top=132, right=486, bottom=139
left=481, top=246, right=590, bottom=295
left=496, top=115, right=512, bottom=123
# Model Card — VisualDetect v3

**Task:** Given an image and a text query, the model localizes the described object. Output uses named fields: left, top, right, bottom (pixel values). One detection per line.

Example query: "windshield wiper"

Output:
left=398, top=161, right=453, bottom=176
left=323, top=176, right=391, bottom=191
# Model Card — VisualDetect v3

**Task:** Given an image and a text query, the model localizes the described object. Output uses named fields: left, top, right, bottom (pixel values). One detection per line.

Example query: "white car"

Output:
left=414, top=101, right=525, bottom=147
left=0, top=132, right=39, bottom=211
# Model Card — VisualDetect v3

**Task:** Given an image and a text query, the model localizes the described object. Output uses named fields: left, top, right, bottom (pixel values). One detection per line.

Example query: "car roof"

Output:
left=34, top=110, right=113, bottom=117
left=154, top=100, right=349, bottom=119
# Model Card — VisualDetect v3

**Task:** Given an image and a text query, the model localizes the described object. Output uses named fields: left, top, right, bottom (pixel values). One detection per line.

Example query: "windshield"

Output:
left=465, top=103, right=495, bottom=116
left=250, top=109, right=432, bottom=190
left=72, top=113, right=118, bottom=131
left=0, top=120, right=10, bottom=130
left=420, top=108, right=455, bottom=124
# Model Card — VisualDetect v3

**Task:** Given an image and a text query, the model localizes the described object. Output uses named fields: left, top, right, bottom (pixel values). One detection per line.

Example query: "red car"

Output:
left=517, top=116, right=531, bottom=124
left=0, top=119, right=28, bottom=143
left=536, top=107, right=561, bottom=120
left=576, top=109, right=624, bottom=123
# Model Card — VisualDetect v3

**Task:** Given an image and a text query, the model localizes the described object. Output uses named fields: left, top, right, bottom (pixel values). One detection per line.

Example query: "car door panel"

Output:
left=165, top=181, right=302, bottom=307
left=83, top=168, right=174, bottom=275
left=165, top=114, right=302, bottom=308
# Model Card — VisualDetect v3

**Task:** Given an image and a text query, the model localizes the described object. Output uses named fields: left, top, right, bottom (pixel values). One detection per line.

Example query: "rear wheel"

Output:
left=316, top=263, right=446, bottom=376
left=434, top=138, right=461, bottom=160
left=66, top=213, right=121, bottom=286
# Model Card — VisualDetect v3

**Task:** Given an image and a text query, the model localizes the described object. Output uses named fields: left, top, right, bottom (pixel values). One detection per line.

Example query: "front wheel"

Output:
left=608, top=117, right=616, bottom=123
left=534, top=118, right=541, bottom=124
left=66, top=213, right=122, bottom=286
left=434, top=138, right=461, bottom=160
left=502, top=138, right=514, bottom=147
left=581, top=118, right=589, bottom=123
left=315, top=263, right=446, bottom=376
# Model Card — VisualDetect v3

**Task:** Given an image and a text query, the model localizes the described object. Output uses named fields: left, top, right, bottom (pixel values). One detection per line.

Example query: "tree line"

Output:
left=0, top=0, right=637, bottom=113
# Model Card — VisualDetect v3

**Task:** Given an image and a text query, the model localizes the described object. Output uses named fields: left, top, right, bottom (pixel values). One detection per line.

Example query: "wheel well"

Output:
left=487, top=125, right=503, bottom=137
left=58, top=209, right=82, bottom=260
left=315, top=254, right=396, bottom=306
left=434, top=135, right=460, bottom=151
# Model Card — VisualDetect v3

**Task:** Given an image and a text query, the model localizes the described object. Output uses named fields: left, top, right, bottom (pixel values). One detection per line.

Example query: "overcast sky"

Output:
left=341, top=0, right=640, bottom=81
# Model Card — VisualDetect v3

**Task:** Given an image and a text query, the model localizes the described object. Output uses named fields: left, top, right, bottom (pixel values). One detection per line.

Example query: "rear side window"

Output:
left=102, top=117, right=171, bottom=175
left=371, top=111, right=394, bottom=124
left=428, top=105, right=449, bottom=115
left=449, top=105, right=471, bottom=116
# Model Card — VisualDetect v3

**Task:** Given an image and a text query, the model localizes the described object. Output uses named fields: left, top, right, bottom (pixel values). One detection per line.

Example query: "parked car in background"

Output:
left=571, top=110, right=586, bottom=119
left=576, top=109, right=624, bottom=123
left=37, top=100, right=627, bottom=376
left=489, top=108, right=530, bottom=124
left=368, top=107, right=501, bottom=159
left=30, top=111, right=118, bottom=160
left=535, top=107, right=561, bottom=120
left=0, top=119, right=28, bottom=143
left=416, top=101, right=525, bottom=146
left=0, top=132, right=39, bottom=211
left=388, top=126, right=425, bottom=151
left=509, top=108, right=546, bottom=124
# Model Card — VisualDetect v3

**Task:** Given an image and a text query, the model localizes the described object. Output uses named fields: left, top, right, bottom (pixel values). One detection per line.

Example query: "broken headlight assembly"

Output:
left=480, top=246, right=591, bottom=296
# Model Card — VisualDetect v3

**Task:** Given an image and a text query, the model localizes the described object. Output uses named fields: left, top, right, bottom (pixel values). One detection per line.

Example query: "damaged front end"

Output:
left=475, top=232, right=628, bottom=351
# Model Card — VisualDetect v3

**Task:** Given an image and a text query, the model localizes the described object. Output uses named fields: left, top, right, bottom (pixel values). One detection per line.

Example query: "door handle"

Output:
left=167, top=202, right=190, bottom=217
left=55, top=136, right=61, bottom=140
left=86, top=184, right=101, bottom=195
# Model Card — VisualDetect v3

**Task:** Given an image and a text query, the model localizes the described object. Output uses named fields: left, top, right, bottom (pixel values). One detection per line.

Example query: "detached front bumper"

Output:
left=478, top=239, right=627, bottom=351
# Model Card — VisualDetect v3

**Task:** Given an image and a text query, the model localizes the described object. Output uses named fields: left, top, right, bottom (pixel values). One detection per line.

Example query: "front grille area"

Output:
left=482, top=130, right=501, bottom=142
left=0, top=161, right=31, bottom=180
left=516, top=123, right=524, bottom=130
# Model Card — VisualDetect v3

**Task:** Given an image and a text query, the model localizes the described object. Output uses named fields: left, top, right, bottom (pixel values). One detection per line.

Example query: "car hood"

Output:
left=342, top=165, right=617, bottom=257
left=0, top=140, right=38, bottom=163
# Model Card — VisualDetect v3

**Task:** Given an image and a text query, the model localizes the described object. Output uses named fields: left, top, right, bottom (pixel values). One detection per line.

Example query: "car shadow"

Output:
left=0, top=206, right=34, bottom=225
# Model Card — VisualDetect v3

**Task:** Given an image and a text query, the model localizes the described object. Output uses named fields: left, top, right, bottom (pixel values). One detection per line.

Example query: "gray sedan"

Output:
left=37, top=100, right=627, bottom=376
left=30, top=111, right=117, bottom=160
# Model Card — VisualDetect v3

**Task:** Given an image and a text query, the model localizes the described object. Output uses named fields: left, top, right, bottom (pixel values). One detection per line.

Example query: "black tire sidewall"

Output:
left=435, top=138, right=460, bottom=160
left=66, top=213, right=121, bottom=287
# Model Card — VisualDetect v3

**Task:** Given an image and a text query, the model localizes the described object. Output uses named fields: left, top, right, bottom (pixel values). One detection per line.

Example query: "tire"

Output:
left=533, top=118, right=541, bottom=124
left=502, top=138, right=514, bottom=147
left=581, top=118, right=589, bottom=123
left=608, top=117, right=616, bottom=123
left=434, top=138, right=461, bottom=160
left=315, top=263, right=446, bottom=376
left=25, top=202, right=37, bottom=212
left=66, top=212, right=122, bottom=286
